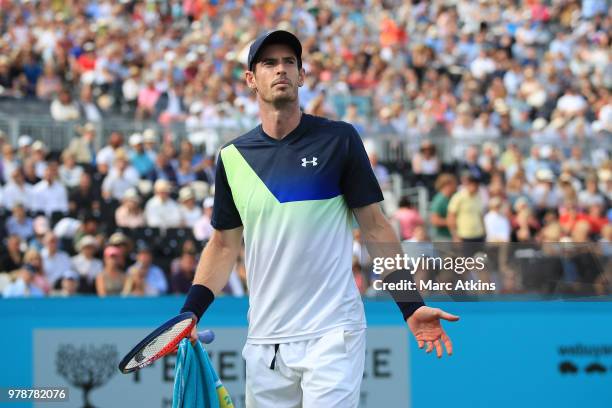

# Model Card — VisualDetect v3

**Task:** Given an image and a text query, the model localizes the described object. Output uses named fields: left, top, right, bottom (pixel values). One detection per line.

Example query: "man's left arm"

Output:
left=353, top=203, right=460, bottom=358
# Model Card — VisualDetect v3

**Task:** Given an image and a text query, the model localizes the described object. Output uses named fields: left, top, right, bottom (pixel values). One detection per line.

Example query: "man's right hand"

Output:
left=188, top=325, right=198, bottom=345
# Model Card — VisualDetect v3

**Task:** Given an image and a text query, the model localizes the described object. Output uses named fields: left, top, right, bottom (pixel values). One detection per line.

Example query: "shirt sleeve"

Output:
left=339, top=125, right=384, bottom=208
left=447, top=192, right=460, bottom=214
left=211, top=153, right=243, bottom=230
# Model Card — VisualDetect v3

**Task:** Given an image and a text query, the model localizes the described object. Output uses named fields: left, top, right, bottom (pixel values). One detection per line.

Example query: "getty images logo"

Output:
left=301, top=157, right=318, bottom=167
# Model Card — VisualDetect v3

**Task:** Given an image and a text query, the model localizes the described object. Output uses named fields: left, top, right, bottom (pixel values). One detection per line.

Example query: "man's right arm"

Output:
left=183, top=226, right=243, bottom=343
left=192, top=226, right=243, bottom=295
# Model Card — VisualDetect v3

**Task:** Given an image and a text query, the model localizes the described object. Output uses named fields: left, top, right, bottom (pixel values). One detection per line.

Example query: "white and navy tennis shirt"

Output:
left=212, top=113, right=383, bottom=344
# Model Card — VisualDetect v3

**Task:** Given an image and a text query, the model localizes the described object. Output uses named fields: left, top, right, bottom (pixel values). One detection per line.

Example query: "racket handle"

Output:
left=198, top=329, right=215, bottom=344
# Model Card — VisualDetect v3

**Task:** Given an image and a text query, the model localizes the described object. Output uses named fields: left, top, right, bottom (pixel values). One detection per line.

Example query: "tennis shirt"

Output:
left=212, top=113, right=383, bottom=344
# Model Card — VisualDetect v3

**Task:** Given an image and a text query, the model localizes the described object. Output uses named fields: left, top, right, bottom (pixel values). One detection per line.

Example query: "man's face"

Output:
left=110, top=132, right=123, bottom=148
left=246, top=44, right=304, bottom=107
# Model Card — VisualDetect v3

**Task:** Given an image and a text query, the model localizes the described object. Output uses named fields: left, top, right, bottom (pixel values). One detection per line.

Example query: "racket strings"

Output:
left=124, top=319, right=193, bottom=370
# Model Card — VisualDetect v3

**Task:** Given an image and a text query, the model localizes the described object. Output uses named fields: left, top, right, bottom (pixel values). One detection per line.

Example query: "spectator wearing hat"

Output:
left=144, top=179, right=182, bottom=228
left=128, top=133, right=154, bottom=177
left=2, top=264, right=45, bottom=298
left=6, top=203, right=33, bottom=241
left=67, top=122, right=97, bottom=166
left=101, top=148, right=139, bottom=201
left=142, top=129, right=158, bottom=162
left=125, top=243, right=168, bottom=295
left=16, top=135, right=33, bottom=163
left=3, top=167, right=33, bottom=211
left=41, top=232, right=73, bottom=288
left=448, top=174, right=486, bottom=242
left=147, top=151, right=178, bottom=184
left=107, top=232, right=133, bottom=268
left=429, top=174, right=458, bottom=242
left=59, top=150, right=84, bottom=189
left=32, top=162, right=69, bottom=217
left=529, top=168, right=561, bottom=216
left=193, top=197, right=214, bottom=242
left=31, top=141, right=48, bottom=179
left=0, top=235, right=23, bottom=273
left=511, top=198, right=540, bottom=242
left=50, top=89, right=80, bottom=122
left=1, top=144, right=19, bottom=185
left=22, top=248, right=50, bottom=294
left=71, top=235, right=103, bottom=293
left=96, top=131, right=125, bottom=176
left=96, top=245, right=126, bottom=296
left=178, top=187, right=201, bottom=228
left=115, top=189, right=146, bottom=229
left=51, top=269, right=81, bottom=297
left=484, top=197, right=511, bottom=242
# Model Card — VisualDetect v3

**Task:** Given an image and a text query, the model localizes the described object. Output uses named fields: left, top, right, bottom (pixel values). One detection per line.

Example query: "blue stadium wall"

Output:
left=0, top=298, right=611, bottom=407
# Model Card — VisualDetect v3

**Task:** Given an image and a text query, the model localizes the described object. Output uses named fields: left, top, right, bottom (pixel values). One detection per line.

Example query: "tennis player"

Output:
left=181, top=30, right=459, bottom=407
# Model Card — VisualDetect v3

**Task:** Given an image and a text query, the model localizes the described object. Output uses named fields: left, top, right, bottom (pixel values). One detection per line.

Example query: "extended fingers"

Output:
left=442, top=332, right=453, bottom=356
left=436, top=309, right=460, bottom=322
left=434, top=340, right=443, bottom=358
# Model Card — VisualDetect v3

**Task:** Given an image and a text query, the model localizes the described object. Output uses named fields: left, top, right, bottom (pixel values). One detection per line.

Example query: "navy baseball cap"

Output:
left=247, top=30, right=302, bottom=71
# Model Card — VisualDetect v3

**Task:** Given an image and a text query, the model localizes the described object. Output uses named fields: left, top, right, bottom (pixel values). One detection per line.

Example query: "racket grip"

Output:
left=198, top=329, right=215, bottom=344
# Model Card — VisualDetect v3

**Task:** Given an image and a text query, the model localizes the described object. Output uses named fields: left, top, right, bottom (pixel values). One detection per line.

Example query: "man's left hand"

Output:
left=407, top=306, right=459, bottom=358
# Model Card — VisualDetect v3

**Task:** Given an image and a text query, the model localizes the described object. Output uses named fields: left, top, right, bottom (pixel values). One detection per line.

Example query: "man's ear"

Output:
left=245, top=71, right=257, bottom=90
left=298, top=68, right=305, bottom=87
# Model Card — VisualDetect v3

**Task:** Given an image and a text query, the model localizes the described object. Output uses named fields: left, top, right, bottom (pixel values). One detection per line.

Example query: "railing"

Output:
left=0, top=113, right=610, bottom=162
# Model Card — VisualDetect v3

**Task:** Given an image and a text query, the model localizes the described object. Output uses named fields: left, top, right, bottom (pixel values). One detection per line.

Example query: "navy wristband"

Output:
left=383, top=269, right=425, bottom=321
left=180, top=284, right=215, bottom=322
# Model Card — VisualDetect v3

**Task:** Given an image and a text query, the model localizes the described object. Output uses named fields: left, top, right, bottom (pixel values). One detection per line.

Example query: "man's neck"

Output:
left=260, top=102, right=302, bottom=140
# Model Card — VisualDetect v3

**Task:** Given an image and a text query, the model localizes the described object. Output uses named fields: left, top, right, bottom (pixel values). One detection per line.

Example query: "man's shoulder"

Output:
left=219, top=126, right=261, bottom=152
left=305, top=114, right=357, bottom=136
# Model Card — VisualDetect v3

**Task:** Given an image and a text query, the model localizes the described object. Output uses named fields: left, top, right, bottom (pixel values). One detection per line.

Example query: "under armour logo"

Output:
left=301, top=157, right=318, bottom=167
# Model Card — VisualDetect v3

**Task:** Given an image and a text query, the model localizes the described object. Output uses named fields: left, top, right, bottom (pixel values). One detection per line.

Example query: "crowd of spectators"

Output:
left=0, top=0, right=610, bottom=297
left=0, top=0, right=609, bottom=139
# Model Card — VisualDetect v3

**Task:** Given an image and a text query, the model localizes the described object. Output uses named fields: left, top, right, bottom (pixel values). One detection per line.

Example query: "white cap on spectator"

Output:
left=536, top=168, right=554, bottom=182
left=32, top=141, right=46, bottom=151
left=143, top=129, right=157, bottom=143
left=203, top=197, right=214, bottom=209
left=63, top=269, right=80, bottom=280
left=129, top=133, right=144, bottom=146
left=190, top=101, right=204, bottom=115
left=77, top=235, right=98, bottom=251
left=154, top=179, right=172, bottom=193
left=18, top=135, right=33, bottom=148
left=532, top=118, right=547, bottom=131
left=179, top=187, right=195, bottom=202
left=123, top=188, right=140, bottom=202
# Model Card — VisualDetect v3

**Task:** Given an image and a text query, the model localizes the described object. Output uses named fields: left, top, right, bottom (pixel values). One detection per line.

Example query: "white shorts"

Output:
left=242, top=328, right=366, bottom=408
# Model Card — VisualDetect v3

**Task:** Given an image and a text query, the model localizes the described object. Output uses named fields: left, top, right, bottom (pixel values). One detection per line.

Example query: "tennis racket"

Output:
left=118, top=312, right=215, bottom=374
